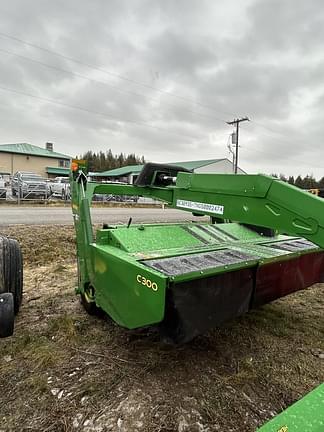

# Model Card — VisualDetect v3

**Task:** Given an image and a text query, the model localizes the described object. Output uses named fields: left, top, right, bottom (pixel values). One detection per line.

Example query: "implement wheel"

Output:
left=0, top=236, right=23, bottom=314
left=80, top=285, right=103, bottom=316
left=0, top=293, right=14, bottom=338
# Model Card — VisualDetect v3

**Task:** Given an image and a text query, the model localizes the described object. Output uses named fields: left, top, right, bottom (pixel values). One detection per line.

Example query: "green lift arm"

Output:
left=73, top=166, right=324, bottom=248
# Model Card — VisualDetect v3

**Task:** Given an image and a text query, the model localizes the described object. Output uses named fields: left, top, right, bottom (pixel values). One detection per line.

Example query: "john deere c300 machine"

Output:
left=71, top=161, right=324, bottom=344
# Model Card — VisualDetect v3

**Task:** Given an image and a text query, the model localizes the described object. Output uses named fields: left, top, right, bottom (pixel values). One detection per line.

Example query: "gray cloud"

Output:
left=0, top=0, right=323, bottom=178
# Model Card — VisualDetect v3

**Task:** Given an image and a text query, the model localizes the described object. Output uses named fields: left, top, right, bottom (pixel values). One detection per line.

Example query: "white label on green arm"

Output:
left=176, top=199, right=224, bottom=215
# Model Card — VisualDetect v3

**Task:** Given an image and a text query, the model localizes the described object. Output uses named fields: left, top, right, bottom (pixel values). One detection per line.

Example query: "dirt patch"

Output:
left=1, top=225, right=76, bottom=266
left=0, top=226, right=323, bottom=431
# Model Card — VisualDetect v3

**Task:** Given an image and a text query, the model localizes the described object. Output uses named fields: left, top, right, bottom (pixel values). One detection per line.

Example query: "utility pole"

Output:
left=226, top=117, right=250, bottom=174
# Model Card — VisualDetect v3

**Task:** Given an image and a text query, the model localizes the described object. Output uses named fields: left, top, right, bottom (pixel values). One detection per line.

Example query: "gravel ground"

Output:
left=0, top=206, right=207, bottom=226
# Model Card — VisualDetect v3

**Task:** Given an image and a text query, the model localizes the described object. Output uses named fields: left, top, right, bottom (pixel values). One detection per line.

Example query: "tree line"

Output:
left=79, top=150, right=145, bottom=172
left=271, top=174, right=324, bottom=189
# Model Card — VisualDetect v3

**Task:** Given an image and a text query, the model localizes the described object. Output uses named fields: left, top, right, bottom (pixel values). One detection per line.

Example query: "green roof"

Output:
left=170, top=158, right=225, bottom=170
left=92, top=164, right=144, bottom=177
left=46, top=167, right=70, bottom=175
left=93, top=159, right=225, bottom=177
left=0, top=143, right=71, bottom=160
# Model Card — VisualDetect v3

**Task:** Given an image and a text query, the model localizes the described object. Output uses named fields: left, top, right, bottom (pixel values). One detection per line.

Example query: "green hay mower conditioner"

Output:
left=71, top=161, right=324, bottom=344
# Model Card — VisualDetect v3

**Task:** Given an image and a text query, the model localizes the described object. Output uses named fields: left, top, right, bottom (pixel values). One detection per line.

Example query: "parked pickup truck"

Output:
left=0, top=175, right=6, bottom=198
left=49, top=177, right=70, bottom=199
left=11, top=171, right=47, bottom=198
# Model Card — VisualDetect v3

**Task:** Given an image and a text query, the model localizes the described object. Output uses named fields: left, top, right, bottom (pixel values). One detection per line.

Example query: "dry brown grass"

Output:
left=0, top=225, right=323, bottom=431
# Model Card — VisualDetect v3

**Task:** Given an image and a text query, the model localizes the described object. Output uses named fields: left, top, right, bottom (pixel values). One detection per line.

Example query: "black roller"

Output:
left=0, top=292, right=14, bottom=338
left=0, top=235, right=23, bottom=314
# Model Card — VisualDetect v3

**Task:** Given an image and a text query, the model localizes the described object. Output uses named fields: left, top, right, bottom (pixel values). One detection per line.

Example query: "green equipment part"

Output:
left=258, top=384, right=324, bottom=431
left=71, top=162, right=324, bottom=343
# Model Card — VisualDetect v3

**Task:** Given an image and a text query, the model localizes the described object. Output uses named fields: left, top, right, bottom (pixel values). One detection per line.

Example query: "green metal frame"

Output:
left=258, top=384, right=324, bottom=431
left=73, top=170, right=324, bottom=247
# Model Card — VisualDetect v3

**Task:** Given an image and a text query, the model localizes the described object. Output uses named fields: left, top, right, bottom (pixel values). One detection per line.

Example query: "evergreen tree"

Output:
left=302, top=175, right=317, bottom=189
left=318, top=177, right=324, bottom=189
left=79, top=149, right=145, bottom=172
left=294, top=175, right=303, bottom=188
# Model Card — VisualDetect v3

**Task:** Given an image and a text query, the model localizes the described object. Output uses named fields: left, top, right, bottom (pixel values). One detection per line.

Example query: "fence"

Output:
left=1, top=187, right=162, bottom=206
left=2, top=185, right=71, bottom=205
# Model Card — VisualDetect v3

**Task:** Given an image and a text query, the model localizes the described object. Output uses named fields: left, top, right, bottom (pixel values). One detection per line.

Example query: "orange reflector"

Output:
left=71, top=162, right=79, bottom=172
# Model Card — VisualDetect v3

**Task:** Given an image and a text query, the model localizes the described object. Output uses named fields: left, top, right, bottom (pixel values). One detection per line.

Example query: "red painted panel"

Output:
left=253, top=252, right=324, bottom=308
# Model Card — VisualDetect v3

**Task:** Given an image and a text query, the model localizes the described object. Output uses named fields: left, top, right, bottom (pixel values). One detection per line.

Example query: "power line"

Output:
left=1, top=83, right=319, bottom=171
left=237, top=122, right=323, bottom=170
left=1, top=47, right=317, bottom=170
left=0, top=31, right=319, bottom=163
left=3, top=45, right=308, bottom=153
left=0, top=31, right=235, bottom=117
left=239, top=120, right=315, bottom=158
left=0, top=84, right=205, bottom=141
left=3, top=44, right=313, bottom=161
left=242, top=144, right=324, bottom=171
left=0, top=31, right=311, bottom=147
left=0, top=47, right=227, bottom=126
left=250, top=119, right=300, bottom=138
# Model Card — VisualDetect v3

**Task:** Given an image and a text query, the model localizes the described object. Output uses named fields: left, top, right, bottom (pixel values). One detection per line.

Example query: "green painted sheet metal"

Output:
left=85, top=171, right=324, bottom=249
left=104, top=225, right=204, bottom=253
left=175, top=172, right=273, bottom=196
left=88, top=220, right=322, bottom=325
left=96, top=223, right=319, bottom=260
left=171, top=172, right=324, bottom=247
left=94, top=223, right=320, bottom=285
left=258, top=384, right=324, bottom=431
left=92, top=245, right=167, bottom=328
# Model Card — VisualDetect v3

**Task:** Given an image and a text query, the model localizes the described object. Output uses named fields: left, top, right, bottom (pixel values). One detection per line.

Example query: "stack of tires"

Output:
left=0, top=236, right=23, bottom=338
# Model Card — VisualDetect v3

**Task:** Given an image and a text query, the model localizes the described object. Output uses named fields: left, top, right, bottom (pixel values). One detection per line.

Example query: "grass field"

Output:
left=0, top=225, right=323, bottom=431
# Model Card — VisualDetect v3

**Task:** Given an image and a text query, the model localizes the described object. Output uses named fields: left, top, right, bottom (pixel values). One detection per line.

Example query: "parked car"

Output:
left=11, top=172, right=47, bottom=198
left=0, top=175, right=6, bottom=198
left=49, top=177, right=70, bottom=199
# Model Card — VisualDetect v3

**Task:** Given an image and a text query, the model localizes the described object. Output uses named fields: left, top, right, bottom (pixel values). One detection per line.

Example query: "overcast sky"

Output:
left=0, top=0, right=323, bottom=177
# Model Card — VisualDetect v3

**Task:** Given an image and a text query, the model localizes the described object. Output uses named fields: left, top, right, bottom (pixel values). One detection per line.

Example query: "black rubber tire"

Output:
left=9, top=238, right=23, bottom=314
left=0, top=292, right=14, bottom=338
left=81, top=292, right=101, bottom=315
left=80, top=285, right=103, bottom=317
left=81, top=292, right=104, bottom=317
left=77, top=255, right=102, bottom=316
left=0, top=236, right=23, bottom=314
